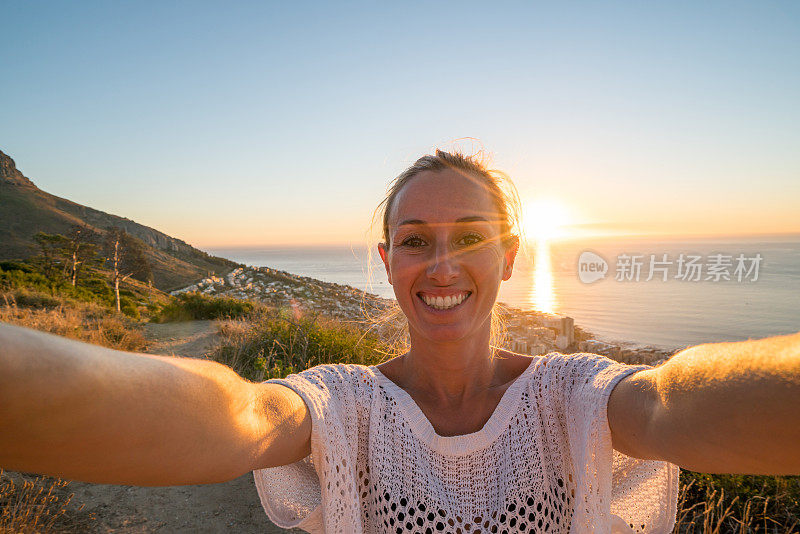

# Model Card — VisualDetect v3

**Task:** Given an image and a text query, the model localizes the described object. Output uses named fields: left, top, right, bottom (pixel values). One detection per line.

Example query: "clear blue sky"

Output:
left=2, top=2, right=799, bottom=247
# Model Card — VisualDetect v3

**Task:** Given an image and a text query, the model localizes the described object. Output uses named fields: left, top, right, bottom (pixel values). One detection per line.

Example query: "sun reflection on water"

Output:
left=530, top=239, right=556, bottom=313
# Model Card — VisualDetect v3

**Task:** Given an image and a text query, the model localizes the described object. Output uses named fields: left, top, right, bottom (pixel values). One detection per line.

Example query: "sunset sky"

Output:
left=2, top=2, right=799, bottom=247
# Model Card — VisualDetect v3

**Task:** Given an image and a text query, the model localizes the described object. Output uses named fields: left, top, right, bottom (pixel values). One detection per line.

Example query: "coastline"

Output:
left=174, top=266, right=680, bottom=367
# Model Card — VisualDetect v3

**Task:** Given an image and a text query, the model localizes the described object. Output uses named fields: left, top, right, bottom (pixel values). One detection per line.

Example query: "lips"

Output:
left=417, top=291, right=472, bottom=310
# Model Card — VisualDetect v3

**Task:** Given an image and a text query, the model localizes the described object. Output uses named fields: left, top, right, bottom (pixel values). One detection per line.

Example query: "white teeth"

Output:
left=420, top=293, right=469, bottom=310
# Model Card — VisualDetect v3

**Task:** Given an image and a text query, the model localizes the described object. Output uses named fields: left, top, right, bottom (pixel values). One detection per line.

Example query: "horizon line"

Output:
left=197, top=230, right=800, bottom=251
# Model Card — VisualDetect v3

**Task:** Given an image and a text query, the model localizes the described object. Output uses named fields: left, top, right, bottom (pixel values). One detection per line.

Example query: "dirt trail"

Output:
left=55, top=320, right=296, bottom=533
left=143, top=320, right=223, bottom=358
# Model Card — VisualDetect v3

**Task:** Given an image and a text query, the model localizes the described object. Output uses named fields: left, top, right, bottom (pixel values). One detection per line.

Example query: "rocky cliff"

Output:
left=0, top=150, right=37, bottom=188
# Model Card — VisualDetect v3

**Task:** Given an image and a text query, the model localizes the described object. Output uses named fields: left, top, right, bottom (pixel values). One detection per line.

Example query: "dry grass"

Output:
left=673, top=474, right=800, bottom=533
left=0, top=470, right=96, bottom=534
left=213, top=307, right=387, bottom=381
left=0, top=292, right=146, bottom=351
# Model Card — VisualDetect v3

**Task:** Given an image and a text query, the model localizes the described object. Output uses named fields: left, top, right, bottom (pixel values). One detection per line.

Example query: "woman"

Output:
left=1, top=150, right=798, bottom=534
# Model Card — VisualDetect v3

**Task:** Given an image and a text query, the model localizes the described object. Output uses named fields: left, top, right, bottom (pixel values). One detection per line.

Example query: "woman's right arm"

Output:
left=0, top=322, right=311, bottom=486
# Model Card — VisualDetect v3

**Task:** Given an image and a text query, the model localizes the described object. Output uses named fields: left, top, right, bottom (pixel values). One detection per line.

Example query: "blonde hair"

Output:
left=364, top=149, right=523, bottom=359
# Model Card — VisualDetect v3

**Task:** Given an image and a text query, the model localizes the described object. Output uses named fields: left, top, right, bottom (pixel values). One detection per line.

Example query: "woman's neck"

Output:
left=394, top=327, right=507, bottom=404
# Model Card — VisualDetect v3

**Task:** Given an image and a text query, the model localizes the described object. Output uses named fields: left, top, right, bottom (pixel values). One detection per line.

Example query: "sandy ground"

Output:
left=13, top=320, right=297, bottom=533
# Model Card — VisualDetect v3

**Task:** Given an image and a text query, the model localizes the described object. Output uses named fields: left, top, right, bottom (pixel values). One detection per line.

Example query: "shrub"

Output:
left=0, top=263, right=159, bottom=314
left=0, top=261, right=35, bottom=274
left=119, top=296, right=140, bottom=320
left=0, top=268, right=51, bottom=294
left=80, top=276, right=115, bottom=303
left=211, top=307, right=387, bottom=381
left=153, top=292, right=255, bottom=323
left=6, top=289, right=62, bottom=309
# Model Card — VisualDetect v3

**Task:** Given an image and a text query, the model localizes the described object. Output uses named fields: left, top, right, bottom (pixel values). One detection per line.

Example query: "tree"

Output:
left=32, top=231, right=69, bottom=288
left=63, top=224, right=99, bottom=287
left=103, top=228, right=152, bottom=313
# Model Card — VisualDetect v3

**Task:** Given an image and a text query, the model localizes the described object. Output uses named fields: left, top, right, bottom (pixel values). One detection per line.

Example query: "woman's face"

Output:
left=378, top=169, right=519, bottom=344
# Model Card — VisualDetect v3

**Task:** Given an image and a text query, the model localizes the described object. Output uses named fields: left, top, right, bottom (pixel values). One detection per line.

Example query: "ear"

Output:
left=378, top=242, right=392, bottom=285
left=501, top=236, right=520, bottom=281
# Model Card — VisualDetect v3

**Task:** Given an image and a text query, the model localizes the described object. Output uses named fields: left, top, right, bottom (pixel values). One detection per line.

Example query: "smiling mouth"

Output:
left=417, top=291, right=472, bottom=311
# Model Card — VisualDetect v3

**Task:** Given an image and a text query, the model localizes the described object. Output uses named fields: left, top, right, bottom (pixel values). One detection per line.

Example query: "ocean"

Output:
left=208, top=235, right=800, bottom=350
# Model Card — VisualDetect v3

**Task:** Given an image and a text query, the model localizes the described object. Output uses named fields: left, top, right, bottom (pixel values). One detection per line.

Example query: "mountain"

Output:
left=0, top=150, right=240, bottom=291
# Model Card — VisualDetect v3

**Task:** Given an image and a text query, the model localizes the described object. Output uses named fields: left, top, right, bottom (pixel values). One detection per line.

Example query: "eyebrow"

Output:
left=397, top=216, right=492, bottom=226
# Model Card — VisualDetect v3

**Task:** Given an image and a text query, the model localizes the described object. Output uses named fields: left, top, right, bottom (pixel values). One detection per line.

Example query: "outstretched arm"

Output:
left=608, top=330, right=800, bottom=474
left=0, top=322, right=311, bottom=486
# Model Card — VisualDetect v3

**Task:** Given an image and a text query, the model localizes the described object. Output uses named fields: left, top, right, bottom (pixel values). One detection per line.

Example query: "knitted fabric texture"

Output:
left=253, top=352, right=679, bottom=533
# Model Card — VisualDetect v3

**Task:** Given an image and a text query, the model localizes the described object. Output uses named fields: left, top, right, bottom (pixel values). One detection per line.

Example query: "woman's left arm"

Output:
left=608, top=331, right=800, bottom=475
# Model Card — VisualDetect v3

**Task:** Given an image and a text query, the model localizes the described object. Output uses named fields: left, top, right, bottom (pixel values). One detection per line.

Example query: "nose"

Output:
left=427, top=242, right=459, bottom=284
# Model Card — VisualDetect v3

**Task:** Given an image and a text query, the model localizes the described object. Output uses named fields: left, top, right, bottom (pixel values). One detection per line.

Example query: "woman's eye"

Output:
left=458, top=233, right=485, bottom=247
left=400, top=236, right=426, bottom=247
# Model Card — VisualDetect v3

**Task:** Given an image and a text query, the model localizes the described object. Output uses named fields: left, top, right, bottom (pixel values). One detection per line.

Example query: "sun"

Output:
left=524, top=199, right=571, bottom=242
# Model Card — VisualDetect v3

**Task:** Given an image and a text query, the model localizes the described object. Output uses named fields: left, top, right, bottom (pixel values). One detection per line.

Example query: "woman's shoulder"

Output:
left=301, top=362, right=379, bottom=378
left=271, top=363, right=377, bottom=418
left=531, top=351, right=651, bottom=404
left=495, top=349, right=537, bottom=375
left=539, top=350, right=651, bottom=375
left=288, top=362, right=379, bottom=394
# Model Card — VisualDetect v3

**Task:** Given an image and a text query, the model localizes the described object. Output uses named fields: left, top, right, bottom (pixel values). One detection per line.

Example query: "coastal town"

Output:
left=174, top=266, right=679, bottom=366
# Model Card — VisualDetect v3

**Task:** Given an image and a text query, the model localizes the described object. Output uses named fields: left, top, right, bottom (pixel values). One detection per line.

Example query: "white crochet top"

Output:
left=253, top=352, right=679, bottom=533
